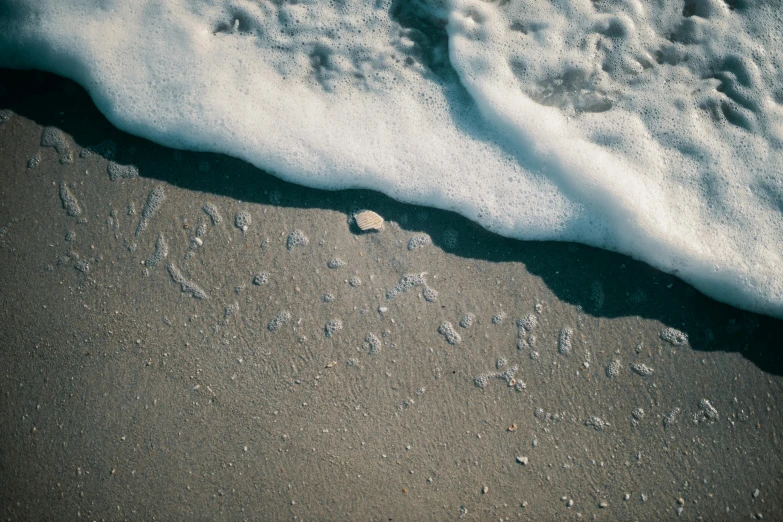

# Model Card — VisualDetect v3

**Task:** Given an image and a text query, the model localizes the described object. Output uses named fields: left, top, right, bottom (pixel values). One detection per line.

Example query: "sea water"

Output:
left=1, top=0, right=781, bottom=318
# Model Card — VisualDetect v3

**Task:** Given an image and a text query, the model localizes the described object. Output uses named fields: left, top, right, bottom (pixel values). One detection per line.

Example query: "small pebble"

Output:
left=516, top=456, right=528, bottom=465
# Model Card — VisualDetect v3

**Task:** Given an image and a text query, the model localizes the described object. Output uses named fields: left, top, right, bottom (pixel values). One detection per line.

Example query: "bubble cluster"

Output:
left=585, top=416, right=609, bottom=431
left=693, top=399, right=719, bottom=424
left=234, top=211, right=251, bottom=231
left=325, top=319, right=343, bottom=337
left=65, top=230, right=75, bottom=242
left=0, top=109, right=12, bottom=124
left=606, top=359, right=621, bottom=378
left=558, top=327, right=573, bottom=354
left=660, top=327, right=688, bottom=345
left=327, top=258, right=346, bottom=269
left=663, top=407, right=681, bottom=428
left=196, top=223, right=207, bottom=237
left=348, top=277, right=362, bottom=287
left=107, top=161, right=139, bottom=181
left=364, top=333, right=381, bottom=355
left=630, top=363, right=653, bottom=376
left=438, top=322, right=461, bottom=345
left=459, top=313, right=475, bottom=328
left=386, top=272, right=437, bottom=300
left=517, top=313, right=538, bottom=332
left=407, top=234, right=431, bottom=251
left=322, top=292, right=335, bottom=302
left=252, top=272, right=269, bottom=285
left=491, top=312, right=506, bottom=325
left=27, top=153, right=41, bottom=169
left=41, top=126, right=68, bottom=153
left=74, top=260, right=89, bottom=274
left=167, top=264, right=209, bottom=299
left=422, top=286, right=438, bottom=302
left=474, top=362, right=523, bottom=390
left=135, top=186, right=165, bottom=237
left=147, top=233, right=169, bottom=267
left=268, top=311, right=291, bottom=331
left=59, top=151, right=73, bottom=165
left=286, top=229, right=309, bottom=250
left=202, top=203, right=223, bottom=225
left=517, top=313, right=538, bottom=349
left=474, top=374, right=491, bottom=389
left=497, top=364, right=518, bottom=386
left=632, top=408, right=645, bottom=423
left=59, top=183, right=82, bottom=217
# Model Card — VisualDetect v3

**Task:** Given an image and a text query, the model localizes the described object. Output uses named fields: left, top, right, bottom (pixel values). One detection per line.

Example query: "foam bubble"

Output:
left=41, top=127, right=68, bottom=154
left=438, top=322, right=461, bottom=345
left=147, top=233, right=169, bottom=267
left=286, top=230, right=309, bottom=250
left=107, top=161, right=139, bottom=181
left=167, top=264, right=208, bottom=299
left=59, top=183, right=82, bottom=217
left=202, top=203, right=222, bottom=225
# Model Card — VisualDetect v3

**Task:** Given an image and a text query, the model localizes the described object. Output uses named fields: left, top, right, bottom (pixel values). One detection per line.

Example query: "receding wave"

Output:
left=1, top=0, right=781, bottom=317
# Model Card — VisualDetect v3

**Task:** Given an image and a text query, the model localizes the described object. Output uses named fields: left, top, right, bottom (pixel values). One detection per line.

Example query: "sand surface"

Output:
left=1, top=71, right=782, bottom=521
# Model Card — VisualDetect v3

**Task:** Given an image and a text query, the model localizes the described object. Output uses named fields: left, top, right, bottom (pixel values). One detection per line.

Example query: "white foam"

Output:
left=1, top=0, right=782, bottom=317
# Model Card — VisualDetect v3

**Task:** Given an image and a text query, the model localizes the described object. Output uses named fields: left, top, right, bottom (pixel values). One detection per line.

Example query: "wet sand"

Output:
left=1, top=70, right=782, bottom=521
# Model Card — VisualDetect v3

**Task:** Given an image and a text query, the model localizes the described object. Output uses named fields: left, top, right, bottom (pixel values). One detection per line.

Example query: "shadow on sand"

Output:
left=2, top=69, right=781, bottom=375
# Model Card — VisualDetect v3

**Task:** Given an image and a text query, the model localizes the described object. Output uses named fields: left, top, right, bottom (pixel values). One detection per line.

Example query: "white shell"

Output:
left=354, top=210, right=384, bottom=231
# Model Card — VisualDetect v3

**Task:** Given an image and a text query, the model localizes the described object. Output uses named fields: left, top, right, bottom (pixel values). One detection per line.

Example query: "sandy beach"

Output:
left=1, top=70, right=782, bottom=521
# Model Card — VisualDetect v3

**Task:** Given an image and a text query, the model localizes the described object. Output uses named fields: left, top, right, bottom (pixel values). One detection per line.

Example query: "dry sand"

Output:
left=1, top=71, right=782, bottom=521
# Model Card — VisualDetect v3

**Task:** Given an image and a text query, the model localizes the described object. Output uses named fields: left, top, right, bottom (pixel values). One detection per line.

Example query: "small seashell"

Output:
left=354, top=210, right=384, bottom=231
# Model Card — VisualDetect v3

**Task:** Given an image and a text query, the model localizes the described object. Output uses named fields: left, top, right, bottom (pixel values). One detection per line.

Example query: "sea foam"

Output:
left=1, top=0, right=781, bottom=317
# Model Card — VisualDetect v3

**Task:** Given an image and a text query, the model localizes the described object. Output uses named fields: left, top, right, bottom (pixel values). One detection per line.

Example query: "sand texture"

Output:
left=1, top=71, right=782, bottom=521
